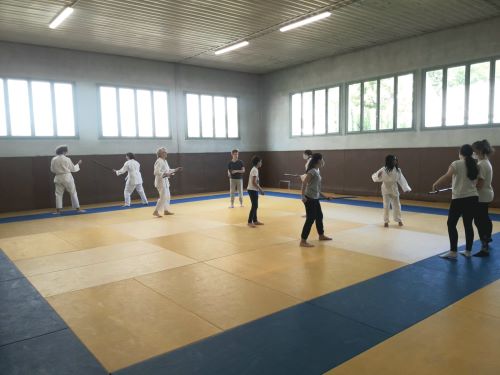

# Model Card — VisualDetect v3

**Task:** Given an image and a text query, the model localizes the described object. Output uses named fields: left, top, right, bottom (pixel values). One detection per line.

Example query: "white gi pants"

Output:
left=54, top=174, right=80, bottom=209
left=155, top=183, right=171, bottom=212
left=383, top=193, right=402, bottom=223
left=124, top=182, right=148, bottom=206
left=229, top=179, right=243, bottom=204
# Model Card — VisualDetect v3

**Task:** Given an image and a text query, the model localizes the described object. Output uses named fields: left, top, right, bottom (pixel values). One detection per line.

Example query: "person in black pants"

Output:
left=247, top=155, right=264, bottom=228
left=432, top=144, right=483, bottom=259
left=472, top=140, right=494, bottom=257
left=300, top=153, right=333, bottom=247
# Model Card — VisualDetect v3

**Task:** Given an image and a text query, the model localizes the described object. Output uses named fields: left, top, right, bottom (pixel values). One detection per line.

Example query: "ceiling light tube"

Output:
left=49, top=6, right=74, bottom=29
left=214, top=41, right=249, bottom=55
left=280, top=11, right=331, bottom=32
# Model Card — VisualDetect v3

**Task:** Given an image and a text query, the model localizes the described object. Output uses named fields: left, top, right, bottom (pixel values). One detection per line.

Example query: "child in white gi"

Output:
left=50, top=145, right=85, bottom=214
left=372, top=155, right=411, bottom=227
left=114, top=152, right=148, bottom=207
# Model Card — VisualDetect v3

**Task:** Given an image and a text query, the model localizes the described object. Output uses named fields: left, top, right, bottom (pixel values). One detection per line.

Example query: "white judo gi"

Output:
left=154, top=158, right=174, bottom=212
left=372, top=167, right=411, bottom=223
left=115, top=159, right=148, bottom=206
left=50, top=155, right=81, bottom=210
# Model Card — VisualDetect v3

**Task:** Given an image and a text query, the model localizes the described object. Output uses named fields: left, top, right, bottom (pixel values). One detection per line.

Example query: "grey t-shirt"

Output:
left=228, top=160, right=244, bottom=179
left=305, top=168, right=321, bottom=199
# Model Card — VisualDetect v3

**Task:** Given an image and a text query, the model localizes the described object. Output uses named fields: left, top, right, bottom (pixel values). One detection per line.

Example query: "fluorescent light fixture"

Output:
left=214, top=41, right=249, bottom=55
left=49, top=6, right=74, bottom=29
left=280, top=11, right=331, bottom=32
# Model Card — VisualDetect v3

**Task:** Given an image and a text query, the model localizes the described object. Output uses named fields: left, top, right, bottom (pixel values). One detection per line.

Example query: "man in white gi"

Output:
left=113, top=152, right=148, bottom=207
left=50, top=145, right=85, bottom=214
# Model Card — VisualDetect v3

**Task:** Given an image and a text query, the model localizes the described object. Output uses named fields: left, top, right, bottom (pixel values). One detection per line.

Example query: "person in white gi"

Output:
left=113, top=152, right=148, bottom=207
left=50, top=145, right=85, bottom=214
left=152, top=147, right=182, bottom=217
left=372, top=155, right=411, bottom=227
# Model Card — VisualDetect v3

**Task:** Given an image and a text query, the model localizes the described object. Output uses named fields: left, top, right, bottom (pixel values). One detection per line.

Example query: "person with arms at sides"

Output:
left=152, top=147, right=182, bottom=218
left=472, top=140, right=494, bottom=257
left=371, top=154, right=411, bottom=227
left=432, top=144, right=483, bottom=259
left=247, top=155, right=264, bottom=228
left=50, top=145, right=85, bottom=214
left=300, top=153, right=333, bottom=247
left=227, top=149, right=245, bottom=208
left=113, top=152, right=148, bottom=207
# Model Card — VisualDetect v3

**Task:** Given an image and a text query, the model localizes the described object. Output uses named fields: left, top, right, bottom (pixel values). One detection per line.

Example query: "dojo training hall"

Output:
left=1, top=1, right=500, bottom=374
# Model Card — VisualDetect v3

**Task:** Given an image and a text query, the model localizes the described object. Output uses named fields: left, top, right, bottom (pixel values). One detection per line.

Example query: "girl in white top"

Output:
left=50, top=145, right=85, bottom=214
left=372, top=155, right=411, bottom=227
left=152, top=148, right=182, bottom=218
left=433, top=144, right=483, bottom=259
left=114, top=152, right=148, bottom=207
left=472, top=140, right=494, bottom=256
left=247, top=155, right=264, bottom=227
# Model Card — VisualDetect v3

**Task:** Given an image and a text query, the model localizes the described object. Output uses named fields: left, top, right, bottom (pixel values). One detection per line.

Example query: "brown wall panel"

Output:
left=1, top=148, right=498, bottom=213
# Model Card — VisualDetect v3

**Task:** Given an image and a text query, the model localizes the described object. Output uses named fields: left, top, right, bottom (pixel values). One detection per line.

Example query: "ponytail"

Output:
left=307, top=153, right=323, bottom=172
left=460, top=144, right=479, bottom=181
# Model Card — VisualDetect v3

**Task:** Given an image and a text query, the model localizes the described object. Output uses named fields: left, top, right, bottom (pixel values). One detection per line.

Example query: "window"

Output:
left=99, top=86, right=169, bottom=138
left=291, top=86, right=340, bottom=136
left=0, top=78, right=76, bottom=137
left=424, top=59, right=499, bottom=128
left=347, top=73, right=414, bottom=132
left=185, top=93, right=238, bottom=138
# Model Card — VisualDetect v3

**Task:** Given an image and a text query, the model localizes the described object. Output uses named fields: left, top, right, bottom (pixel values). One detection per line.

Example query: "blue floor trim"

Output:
left=1, top=190, right=498, bottom=224
left=114, top=234, right=499, bottom=375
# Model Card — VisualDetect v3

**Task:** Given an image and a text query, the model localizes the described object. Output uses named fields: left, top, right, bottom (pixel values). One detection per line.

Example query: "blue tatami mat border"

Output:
left=1, top=190, right=498, bottom=224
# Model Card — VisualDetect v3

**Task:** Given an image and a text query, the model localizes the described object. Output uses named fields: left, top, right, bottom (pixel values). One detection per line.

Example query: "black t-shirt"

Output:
left=228, top=160, right=244, bottom=179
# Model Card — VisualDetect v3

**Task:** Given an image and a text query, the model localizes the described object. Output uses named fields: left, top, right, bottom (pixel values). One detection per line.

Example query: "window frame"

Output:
left=422, top=56, right=500, bottom=130
left=289, top=84, right=342, bottom=138
left=184, top=91, right=241, bottom=140
left=345, top=70, right=416, bottom=134
left=97, top=84, right=172, bottom=139
left=0, top=76, right=78, bottom=139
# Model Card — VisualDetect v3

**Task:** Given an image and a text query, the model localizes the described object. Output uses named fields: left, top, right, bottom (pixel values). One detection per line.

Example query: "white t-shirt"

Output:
left=450, top=160, right=479, bottom=200
left=247, top=167, right=259, bottom=191
left=477, top=159, right=494, bottom=203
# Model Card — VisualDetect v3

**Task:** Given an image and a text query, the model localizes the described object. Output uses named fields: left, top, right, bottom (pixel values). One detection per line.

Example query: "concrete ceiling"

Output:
left=1, top=0, right=499, bottom=74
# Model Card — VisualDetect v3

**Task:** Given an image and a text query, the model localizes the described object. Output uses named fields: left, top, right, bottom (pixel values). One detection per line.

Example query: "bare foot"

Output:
left=254, top=221, right=264, bottom=225
left=248, top=223, right=256, bottom=228
left=300, top=240, right=314, bottom=247
left=319, top=235, right=332, bottom=241
left=384, top=223, right=389, bottom=228
left=398, top=221, right=404, bottom=227
left=164, top=211, right=174, bottom=215
left=153, top=211, right=162, bottom=218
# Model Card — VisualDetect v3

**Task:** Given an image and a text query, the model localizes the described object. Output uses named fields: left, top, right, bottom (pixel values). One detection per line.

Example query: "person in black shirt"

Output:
left=227, top=149, right=245, bottom=208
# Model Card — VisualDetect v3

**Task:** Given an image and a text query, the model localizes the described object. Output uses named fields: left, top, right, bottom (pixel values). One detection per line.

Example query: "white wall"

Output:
left=263, top=17, right=500, bottom=151
left=0, top=42, right=265, bottom=157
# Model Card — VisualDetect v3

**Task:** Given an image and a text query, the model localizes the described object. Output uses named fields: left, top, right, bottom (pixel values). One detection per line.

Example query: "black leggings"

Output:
left=248, top=190, right=259, bottom=223
left=447, top=196, right=478, bottom=252
left=301, top=197, right=324, bottom=240
left=474, top=202, right=492, bottom=243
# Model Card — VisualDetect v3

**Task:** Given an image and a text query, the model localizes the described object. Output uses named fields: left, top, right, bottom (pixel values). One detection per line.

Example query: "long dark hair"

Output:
left=460, top=144, right=479, bottom=180
left=384, top=155, right=399, bottom=172
left=472, top=139, right=494, bottom=156
left=307, top=153, right=323, bottom=172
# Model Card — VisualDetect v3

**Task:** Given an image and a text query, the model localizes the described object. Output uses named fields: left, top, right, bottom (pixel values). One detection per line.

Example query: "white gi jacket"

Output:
left=372, top=167, right=411, bottom=196
left=154, top=158, right=174, bottom=189
left=50, top=155, right=80, bottom=184
left=115, top=159, right=143, bottom=185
